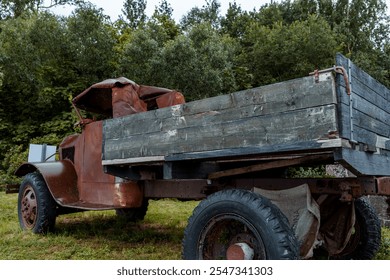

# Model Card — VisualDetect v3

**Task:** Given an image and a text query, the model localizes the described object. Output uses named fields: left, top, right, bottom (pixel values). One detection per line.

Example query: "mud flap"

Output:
left=254, top=184, right=320, bottom=259
left=316, top=195, right=355, bottom=256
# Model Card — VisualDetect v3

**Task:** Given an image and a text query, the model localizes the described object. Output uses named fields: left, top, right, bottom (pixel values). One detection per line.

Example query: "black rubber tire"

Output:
left=115, top=199, right=149, bottom=222
left=182, top=189, right=299, bottom=260
left=333, top=197, right=381, bottom=260
left=18, top=172, right=57, bottom=234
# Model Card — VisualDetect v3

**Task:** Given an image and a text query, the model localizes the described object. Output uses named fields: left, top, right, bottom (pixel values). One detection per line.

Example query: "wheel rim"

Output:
left=198, top=213, right=266, bottom=260
left=21, top=185, right=38, bottom=229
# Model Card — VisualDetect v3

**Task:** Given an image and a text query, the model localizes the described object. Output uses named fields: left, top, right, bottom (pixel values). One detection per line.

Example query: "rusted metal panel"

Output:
left=79, top=121, right=112, bottom=184
left=5, top=184, right=19, bottom=194
left=73, top=121, right=143, bottom=208
left=143, top=179, right=210, bottom=200
left=76, top=181, right=143, bottom=209
left=72, top=77, right=185, bottom=117
left=15, top=160, right=79, bottom=205
left=226, top=177, right=379, bottom=199
left=376, top=177, right=390, bottom=196
left=112, top=84, right=147, bottom=118
left=72, top=77, right=135, bottom=115
left=156, top=91, right=185, bottom=108
left=13, top=119, right=145, bottom=210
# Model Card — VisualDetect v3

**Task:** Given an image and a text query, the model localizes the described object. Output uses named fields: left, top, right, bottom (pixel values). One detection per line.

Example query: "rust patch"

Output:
left=376, top=177, right=390, bottom=196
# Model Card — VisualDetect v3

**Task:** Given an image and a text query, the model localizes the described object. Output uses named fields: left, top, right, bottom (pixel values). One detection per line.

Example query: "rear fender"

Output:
left=15, top=160, right=79, bottom=206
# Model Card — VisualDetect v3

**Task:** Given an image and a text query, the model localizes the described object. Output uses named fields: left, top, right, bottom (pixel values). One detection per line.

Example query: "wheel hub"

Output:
left=226, top=243, right=255, bottom=260
left=21, top=186, right=37, bottom=229
left=199, top=214, right=266, bottom=259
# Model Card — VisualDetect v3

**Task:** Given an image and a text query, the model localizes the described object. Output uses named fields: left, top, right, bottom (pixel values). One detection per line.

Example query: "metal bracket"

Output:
left=310, top=66, right=351, bottom=95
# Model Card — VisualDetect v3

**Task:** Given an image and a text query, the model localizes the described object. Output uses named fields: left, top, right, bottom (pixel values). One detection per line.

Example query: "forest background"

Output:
left=0, top=0, right=389, bottom=184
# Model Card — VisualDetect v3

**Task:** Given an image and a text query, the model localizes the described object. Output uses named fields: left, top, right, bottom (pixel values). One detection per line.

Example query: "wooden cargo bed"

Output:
left=102, top=54, right=390, bottom=177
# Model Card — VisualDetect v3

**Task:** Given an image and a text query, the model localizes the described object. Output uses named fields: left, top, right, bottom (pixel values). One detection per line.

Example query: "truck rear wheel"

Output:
left=182, top=189, right=299, bottom=260
left=18, top=172, right=57, bottom=234
left=333, top=197, right=381, bottom=259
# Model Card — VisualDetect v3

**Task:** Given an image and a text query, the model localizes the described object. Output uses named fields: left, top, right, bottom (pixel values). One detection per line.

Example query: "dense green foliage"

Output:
left=1, top=0, right=389, bottom=183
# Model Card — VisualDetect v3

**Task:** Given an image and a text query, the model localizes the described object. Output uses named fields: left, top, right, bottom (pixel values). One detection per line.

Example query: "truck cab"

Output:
left=15, top=77, right=185, bottom=232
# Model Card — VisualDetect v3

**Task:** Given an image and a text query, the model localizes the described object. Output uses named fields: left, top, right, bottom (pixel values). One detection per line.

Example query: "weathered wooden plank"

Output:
left=103, top=74, right=337, bottom=140
left=351, top=77, right=388, bottom=114
left=102, top=156, right=165, bottom=165
left=335, top=87, right=386, bottom=147
left=353, top=110, right=390, bottom=139
left=335, top=148, right=390, bottom=176
left=105, top=105, right=337, bottom=157
left=166, top=139, right=343, bottom=161
left=337, top=102, right=351, bottom=139
left=339, top=122, right=390, bottom=153
left=337, top=71, right=390, bottom=130
left=349, top=59, right=389, bottom=101
left=208, top=154, right=333, bottom=179
left=335, top=80, right=350, bottom=106
left=103, top=104, right=338, bottom=161
left=336, top=54, right=390, bottom=106
left=352, top=93, right=390, bottom=126
left=336, top=53, right=390, bottom=149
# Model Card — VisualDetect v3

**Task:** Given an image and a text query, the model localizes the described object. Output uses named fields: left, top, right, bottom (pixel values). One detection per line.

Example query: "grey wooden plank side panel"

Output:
left=349, top=60, right=390, bottom=101
left=351, top=75, right=388, bottom=113
left=336, top=53, right=390, bottom=108
left=353, top=110, right=390, bottom=138
left=167, top=140, right=341, bottom=161
left=104, top=105, right=338, bottom=160
left=337, top=102, right=351, bottom=139
left=335, top=148, right=390, bottom=176
left=337, top=90, right=389, bottom=147
left=352, top=93, right=390, bottom=126
left=103, top=75, right=336, bottom=140
left=336, top=53, right=390, bottom=148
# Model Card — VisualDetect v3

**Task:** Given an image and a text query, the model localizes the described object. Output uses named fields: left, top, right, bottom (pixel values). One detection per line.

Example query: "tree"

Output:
left=121, top=0, right=147, bottom=29
left=0, top=4, right=118, bottom=182
left=154, top=0, right=173, bottom=18
left=150, top=0, right=180, bottom=41
left=220, top=1, right=253, bottom=38
left=66, top=3, right=119, bottom=84
left=0, top=12, right=76, bottom=183
left=239, top=0, right=389, bottom=87
left=180, top=0, right=221, bottom=30
left=151, top=22, right=239, bottom=100
left=118, top=27, right=161, bottom=84
left=254, top=2, right=284, bottom=27
left=0, top=0, right=84, bottom=20
left=241, top=15, right=339, bottom=86
left=320, top=0, right=389, bottom=86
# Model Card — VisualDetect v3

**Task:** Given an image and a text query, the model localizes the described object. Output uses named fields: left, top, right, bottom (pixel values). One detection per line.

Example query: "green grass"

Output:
left=375, top=226, right=390, bottom=260
left=0, top=192, right=389, bottom=260
left=0, top=192, right=199, bottom=259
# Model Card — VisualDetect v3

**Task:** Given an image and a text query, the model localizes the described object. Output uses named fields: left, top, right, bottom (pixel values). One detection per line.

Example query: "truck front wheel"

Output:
left=18, top=172, right=57, bottom=234
left=182, top=189, right=299, bottom=260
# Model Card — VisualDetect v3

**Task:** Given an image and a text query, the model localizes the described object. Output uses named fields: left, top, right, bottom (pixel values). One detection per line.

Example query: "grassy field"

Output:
left=0, top=192, right=199, bottom=259
left=0, top=192, right=389, bottom=260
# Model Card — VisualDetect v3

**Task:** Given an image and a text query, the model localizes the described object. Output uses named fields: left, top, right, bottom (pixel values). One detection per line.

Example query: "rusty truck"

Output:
left=10, top=54, right=390, bottom=260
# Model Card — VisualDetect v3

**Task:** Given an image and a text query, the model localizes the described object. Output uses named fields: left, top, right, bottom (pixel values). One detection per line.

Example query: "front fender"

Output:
left=15, top=160, right=79, bottom=206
